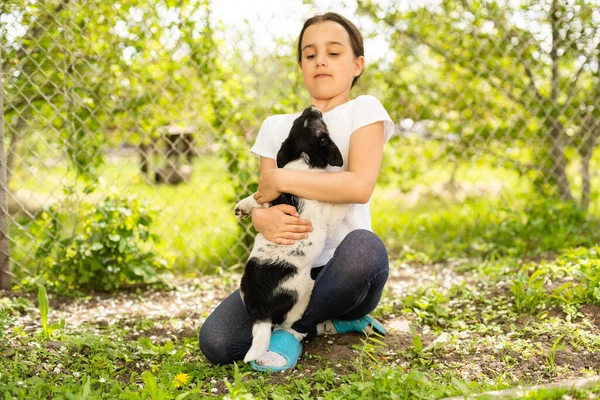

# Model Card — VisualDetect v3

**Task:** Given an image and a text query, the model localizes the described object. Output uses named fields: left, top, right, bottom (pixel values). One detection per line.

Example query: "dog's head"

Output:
left=276, top=105, right=343, bottom=169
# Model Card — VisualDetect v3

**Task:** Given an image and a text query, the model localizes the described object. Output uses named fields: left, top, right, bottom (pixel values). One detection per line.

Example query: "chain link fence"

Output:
left=1, top=0, right=599, bottom=291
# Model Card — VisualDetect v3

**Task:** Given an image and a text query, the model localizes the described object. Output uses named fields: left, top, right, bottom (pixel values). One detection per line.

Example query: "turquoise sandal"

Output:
left=331, top=315, right=387, bottom=335
left=250, top=330, right=302, bottom=372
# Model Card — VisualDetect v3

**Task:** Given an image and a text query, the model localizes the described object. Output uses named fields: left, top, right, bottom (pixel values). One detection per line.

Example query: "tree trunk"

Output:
left=547, top=0, right=574, bottom=202
left=581, top=149, right=592, bottom=211
left=581, top=41, right=600, bottom=210
left=0, top=57, right=12, bottom=290
left=547, top=123, right=574, bottom=201
left=139, top=143, right=151, bottom=179
left=579, top=113, right=599, bottom=211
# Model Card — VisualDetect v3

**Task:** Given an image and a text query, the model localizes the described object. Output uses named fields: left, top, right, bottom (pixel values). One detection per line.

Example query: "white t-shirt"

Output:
left=250, top=95, right=395, bottom=267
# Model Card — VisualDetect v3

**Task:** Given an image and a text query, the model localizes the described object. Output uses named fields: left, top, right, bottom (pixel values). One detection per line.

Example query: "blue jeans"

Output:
left=199, top=229, right=389, bottom=365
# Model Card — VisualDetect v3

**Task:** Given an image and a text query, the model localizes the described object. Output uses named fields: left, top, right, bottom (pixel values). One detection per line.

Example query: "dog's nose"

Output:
left=303, top=105, right=322, bottom=118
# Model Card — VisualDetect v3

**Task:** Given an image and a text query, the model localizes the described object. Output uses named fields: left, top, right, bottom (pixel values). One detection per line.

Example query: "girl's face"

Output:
left=299, top=21, right=364, bottom=104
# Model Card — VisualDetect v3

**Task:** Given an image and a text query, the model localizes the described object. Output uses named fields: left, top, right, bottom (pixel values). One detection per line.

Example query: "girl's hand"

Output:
left=256, top=169, right=283, bottom=204
left=251, top=205, right=312, bottom=245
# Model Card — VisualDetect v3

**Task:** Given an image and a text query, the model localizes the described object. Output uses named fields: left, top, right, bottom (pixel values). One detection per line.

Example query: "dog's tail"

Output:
left=243, top=321, right=271, bottom=363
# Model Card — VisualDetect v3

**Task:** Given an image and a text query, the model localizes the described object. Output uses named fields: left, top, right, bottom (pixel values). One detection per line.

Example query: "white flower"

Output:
left=99, top=378, right=106, bottom=383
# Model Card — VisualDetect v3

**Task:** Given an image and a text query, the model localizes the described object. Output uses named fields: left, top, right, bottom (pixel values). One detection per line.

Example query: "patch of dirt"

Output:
left=515, top=314, right=536, bottom=329
left=125, top=325, right=199, bottom=343
left=555, top=349, right=600, bottom=370
left=3, top=277, right=238, bottom=340
left=580, top=304, right=600, bottom=327
left=304, top=334, right=359, bottom=362
left=65, top=280, right=231, bottom=319
left=547, top=306, right=567, bottom=320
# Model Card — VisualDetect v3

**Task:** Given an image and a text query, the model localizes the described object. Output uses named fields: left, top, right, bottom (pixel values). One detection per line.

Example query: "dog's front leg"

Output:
left=234, top=193, right=269, bottom=219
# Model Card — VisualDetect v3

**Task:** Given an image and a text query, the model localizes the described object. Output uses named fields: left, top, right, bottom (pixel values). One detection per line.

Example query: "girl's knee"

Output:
left=342, top=229, right=389, bottom=272
left=199, top=320, right=232, bottom=365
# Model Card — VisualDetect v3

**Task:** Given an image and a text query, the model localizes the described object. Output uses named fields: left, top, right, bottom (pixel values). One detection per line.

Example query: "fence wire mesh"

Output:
left=1, top=0, right=599, bottom=291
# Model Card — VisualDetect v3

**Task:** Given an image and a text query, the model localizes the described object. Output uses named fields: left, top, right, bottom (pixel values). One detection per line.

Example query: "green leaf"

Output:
left=452, top=377, right=470, bottom=396
left=408, top=324, right=422, bottom=353
left=81, top=376, right=92, bottom=399
left=141, top=371, right=161, bottom=400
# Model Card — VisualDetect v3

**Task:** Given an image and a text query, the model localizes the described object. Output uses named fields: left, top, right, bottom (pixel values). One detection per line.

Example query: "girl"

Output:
left=199, top=12, right=394, bottom=372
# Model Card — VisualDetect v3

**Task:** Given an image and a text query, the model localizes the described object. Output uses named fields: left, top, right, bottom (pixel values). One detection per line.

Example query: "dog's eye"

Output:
left=320, top=138, right=327, bottom=145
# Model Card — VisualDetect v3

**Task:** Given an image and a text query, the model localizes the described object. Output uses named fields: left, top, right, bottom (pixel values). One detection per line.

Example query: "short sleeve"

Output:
left=351, top=95, right=395, bottom=142
left=250, top=117, right=277, bottom=159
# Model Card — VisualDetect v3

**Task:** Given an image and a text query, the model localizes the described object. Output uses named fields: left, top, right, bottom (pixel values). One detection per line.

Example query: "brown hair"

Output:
left=297, top=12, right=364, bottom=88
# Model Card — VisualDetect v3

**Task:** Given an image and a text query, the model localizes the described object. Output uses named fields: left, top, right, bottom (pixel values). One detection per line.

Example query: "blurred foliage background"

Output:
left=1, top=0, right=600, bottom=293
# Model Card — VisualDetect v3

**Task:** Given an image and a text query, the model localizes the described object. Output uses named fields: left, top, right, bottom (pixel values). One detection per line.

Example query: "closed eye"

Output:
left=306, top=53, right=338, bottom=59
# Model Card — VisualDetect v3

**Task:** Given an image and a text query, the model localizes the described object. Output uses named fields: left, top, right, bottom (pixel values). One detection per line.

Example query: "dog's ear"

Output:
left=326, top=142, right=343, bottom=167
left=276, top=139, right=292, bottom=168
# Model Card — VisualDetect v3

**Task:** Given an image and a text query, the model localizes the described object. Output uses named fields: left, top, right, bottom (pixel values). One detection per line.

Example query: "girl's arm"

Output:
left=256, top=121, right=385, bottom=204
left=250, top=157, right=313, bottom=245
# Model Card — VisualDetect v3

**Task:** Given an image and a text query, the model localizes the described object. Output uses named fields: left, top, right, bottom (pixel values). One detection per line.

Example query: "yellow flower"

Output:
left=172, top=373, right=189, bottom=389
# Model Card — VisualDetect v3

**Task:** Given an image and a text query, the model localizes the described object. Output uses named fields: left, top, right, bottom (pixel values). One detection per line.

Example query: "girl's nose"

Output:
left=316, top=55, right=327, bottom=67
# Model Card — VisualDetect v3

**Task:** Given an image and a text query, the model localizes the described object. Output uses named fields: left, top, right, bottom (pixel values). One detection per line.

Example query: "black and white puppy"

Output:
left=234, top=105, right=351, bottom=363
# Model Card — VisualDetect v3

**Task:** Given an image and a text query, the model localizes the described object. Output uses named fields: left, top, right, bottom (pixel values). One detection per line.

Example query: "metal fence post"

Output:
left=0, top=49, right=11, bottom=291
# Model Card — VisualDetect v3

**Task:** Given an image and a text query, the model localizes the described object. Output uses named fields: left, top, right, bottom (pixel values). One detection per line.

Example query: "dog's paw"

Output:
left=234, top=200, right=252, bottom=219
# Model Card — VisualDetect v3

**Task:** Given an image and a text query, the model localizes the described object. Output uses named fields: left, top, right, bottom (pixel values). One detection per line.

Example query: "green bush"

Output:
left=476, top=198, right=597, bottom=258
left=27, top=194, right=173, bottom=295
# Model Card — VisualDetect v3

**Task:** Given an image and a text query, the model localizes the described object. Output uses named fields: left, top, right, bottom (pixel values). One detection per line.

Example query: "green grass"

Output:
left=10, top=155, right=243, bottom=276
left=0, top=297, right=501, bottom=400
left=372, top=187, right=600, bottom=263
left=3, top=245, right=600, bottom=399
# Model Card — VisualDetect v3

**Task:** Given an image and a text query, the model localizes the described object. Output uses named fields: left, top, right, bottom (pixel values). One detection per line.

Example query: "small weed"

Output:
left=408, top=323, right=423, bottom=355
left=352, top=332, right=388, bottom=381
left=37, top=285, right=65, bottom=340
left=403, top=289, right=450, bottom=327
left=546, top=335, right=565, bottom=374
left=223, top=362, right=253, bottom=399
left=510, top=269, right=549, bottom=315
